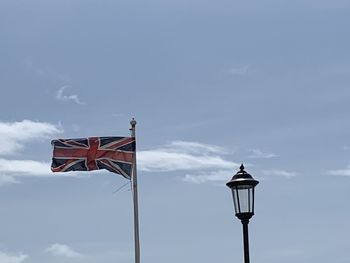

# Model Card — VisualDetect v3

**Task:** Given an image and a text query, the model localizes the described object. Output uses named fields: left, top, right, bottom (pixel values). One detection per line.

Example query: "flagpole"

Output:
left=130, top=118, right=140, bottom=263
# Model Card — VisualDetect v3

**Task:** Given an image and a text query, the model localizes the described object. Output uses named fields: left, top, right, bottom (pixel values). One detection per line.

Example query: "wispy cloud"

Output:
left=138, top=141, right=294, bottom=184
left=227, top=65, right=250, bottom=76
left=0, top=174, right=21, bottom=186
left=23, top=56, right=71, bottom=82
left=183, top=170, right=233, bottom=184
left=23, top=56, right=45, bottom=77
left=342, top=145, right=350, bottom=151
left=0, top=120, right=67, bottom=185
left=0, top=138, right=235, bottom=185
left=46, top=243, right=83, bottom=258
left=327, top=165, right=350, bottom=176
left=262, top=169, right=298, bottom=178
left=0, top=251, right=28, bottom=263
left=0, top=120, right=61, bottom=156
left=138, top=141, right=240, bottom=184
left=0, top=159, right=52, bottom=176
left=248, top=149, right=277, bottom=159
left=138, top=141, right=237, bottom=172
left=167, top=141, right=227, bottom=154
left=0, top=159, right=101, bottom=185
left=56, top=85, right=85, bottom=105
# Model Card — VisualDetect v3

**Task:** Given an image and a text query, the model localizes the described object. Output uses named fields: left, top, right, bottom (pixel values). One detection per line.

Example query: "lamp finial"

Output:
left=240, top=164, right=245, bottom=171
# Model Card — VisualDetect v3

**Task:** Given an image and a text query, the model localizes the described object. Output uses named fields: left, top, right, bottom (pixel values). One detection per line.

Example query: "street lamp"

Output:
left=226, top=164, right=259, bottom=263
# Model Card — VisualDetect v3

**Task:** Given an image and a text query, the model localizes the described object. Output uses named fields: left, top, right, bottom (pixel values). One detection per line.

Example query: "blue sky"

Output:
left=1, top=0, right=350, bottom=262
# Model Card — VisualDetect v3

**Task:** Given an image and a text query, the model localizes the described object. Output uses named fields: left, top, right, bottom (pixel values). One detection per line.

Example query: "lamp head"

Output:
left=226, top=164, right=259, bottom=220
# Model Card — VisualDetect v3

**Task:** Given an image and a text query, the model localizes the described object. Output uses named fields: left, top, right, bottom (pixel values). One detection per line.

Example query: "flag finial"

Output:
left=130, top=118, right=137, bottom=128
left=130, top=118, right=137, bottom=137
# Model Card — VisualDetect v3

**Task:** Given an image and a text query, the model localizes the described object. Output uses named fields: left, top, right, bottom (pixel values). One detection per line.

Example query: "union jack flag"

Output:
left=51, top=136, right=136, bottom=179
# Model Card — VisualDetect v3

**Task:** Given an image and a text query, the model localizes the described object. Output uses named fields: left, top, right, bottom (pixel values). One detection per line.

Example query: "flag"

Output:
left=51, top=136, right=135, bottom=179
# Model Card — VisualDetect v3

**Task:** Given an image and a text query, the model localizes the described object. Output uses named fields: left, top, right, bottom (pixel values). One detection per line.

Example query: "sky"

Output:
left=0, top=0, right=350, bottom=262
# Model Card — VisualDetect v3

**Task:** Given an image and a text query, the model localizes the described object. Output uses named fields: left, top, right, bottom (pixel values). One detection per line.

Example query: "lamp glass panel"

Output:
left=236, top=185, right=254, bottom=214
left=231, top=188, right=239, bottom=214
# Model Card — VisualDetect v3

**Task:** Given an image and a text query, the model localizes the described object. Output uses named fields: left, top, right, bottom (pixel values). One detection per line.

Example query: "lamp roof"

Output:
left=226, top=164, right=259, bottom=188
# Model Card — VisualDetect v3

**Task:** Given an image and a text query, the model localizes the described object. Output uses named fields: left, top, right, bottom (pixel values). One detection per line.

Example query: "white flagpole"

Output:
left=130, top=118, right=140, bottom=263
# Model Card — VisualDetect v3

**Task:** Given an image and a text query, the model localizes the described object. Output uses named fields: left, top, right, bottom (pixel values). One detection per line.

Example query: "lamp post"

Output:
left=226, top=164, right=259, bottom=263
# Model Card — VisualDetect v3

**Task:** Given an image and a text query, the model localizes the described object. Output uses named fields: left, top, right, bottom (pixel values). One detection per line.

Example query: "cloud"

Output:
left=342, top=145, right=350, bottom=151
left=0, top=251, right=28, bottom=263
left=0, top=120, right=84, bottom=185
left=0, top=120, right=61, bottom=156
left=327, top=166, right=350, bottom=176
left=23, top=56, right=45, bottom=77
left=23, top=56, right=71, bottom=82
left=183, top=170, right=233, bottom=184
left=138, top=141, right=240, bottom=184
left=227, top=65, right=250, bottom=75
left=0, top=159, right=51, bottom=176
left=138, top=141, right=237, bottom=172
left=184, top=168, right=298, bottom=184
left=248, top=149, right=277, bottom=159
left=167, top=141, right=227, bottom=154
left=56, top=86, right=85, bottom=105
left=262, top=169, right=298, bottom=178
left=0, top=174, right=21, bottom=186
left=46, top=243, right=83, bottom=258
left=0, top=139, right=235, bottom=185
left=0, top=159, right=101, bottom=185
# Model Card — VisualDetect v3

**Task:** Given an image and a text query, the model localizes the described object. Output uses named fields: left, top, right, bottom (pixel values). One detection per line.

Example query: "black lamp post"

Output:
left=226, top=164, right=259, bottom=263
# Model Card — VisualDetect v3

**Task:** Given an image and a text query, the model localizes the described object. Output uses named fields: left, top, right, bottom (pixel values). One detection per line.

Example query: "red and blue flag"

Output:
left=51, top=136, right=135, bottom=179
